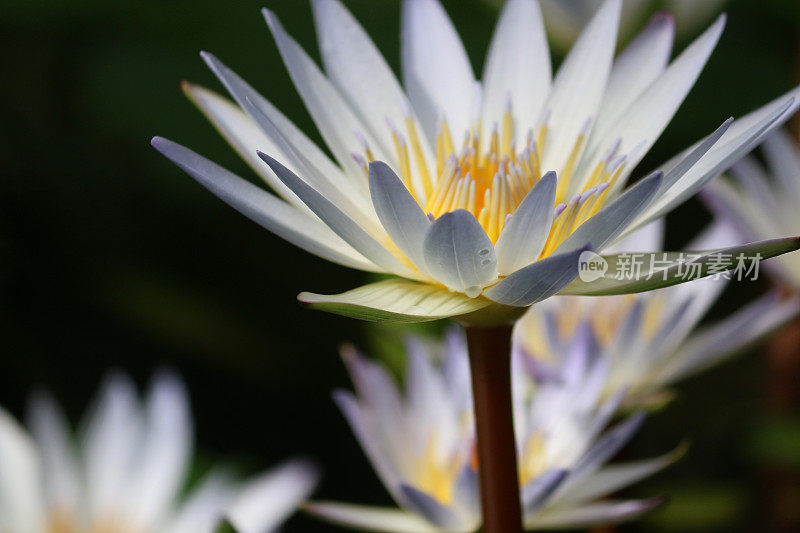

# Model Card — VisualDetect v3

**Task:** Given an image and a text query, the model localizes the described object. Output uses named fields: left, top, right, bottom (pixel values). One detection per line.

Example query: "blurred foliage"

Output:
left=1, top=0, right=800, bottom=531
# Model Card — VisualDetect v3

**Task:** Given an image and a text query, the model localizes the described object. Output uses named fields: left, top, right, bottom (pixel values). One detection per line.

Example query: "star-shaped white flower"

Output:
left=153, top=0, right=800, bottom=323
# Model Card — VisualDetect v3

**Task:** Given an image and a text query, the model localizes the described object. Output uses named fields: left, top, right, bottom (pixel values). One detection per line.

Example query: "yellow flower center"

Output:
left=356, top=104, right=630, bottom=251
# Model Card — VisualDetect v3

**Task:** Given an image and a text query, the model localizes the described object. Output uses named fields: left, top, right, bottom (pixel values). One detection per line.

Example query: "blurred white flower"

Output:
left=0, top=372, right=317, bottom=533
left=537, top=0, right=728, bottom=51
left=152, top=0, right=798, bottom=323
left=515, top=219, right=800, bottom=405
left=704, top=130, right=800, bottom=291
left=307, top=331, right=672, bottom=531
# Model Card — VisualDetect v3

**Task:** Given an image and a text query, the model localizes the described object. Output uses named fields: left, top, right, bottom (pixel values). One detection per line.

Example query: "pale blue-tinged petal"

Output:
left=263, top=10, right=394, bottom=178
left=594, top=12, right=675, bottom=138
left=495, top=171, right=557, bottom=275
left=481, top=0, right=551, bottom=142
left=312, top=0, right=435, bottom=193
left=0, top=407, right=45, bottom=533
left=150, top=137, right=382, bottom=273
left=521, top=469, right=569, bottom=514
left=258, top=152, right=419, bottom=278
left=369, top=162, right=432, bottom=275
left=305, top=501, right=445, bottom=533
left=525, top=497, right=665, bottom=529
left=556, top=171, right=662, bottom=254
left=401, top=0, right=476, bottom=142
left=583, top=15, right=725, bottom=193
left=566, top=412, right=646, bottom=485
left=161, top=472, right=234, bottom=533
left=762, top=130, right=800, bottom=198
left=605, top=218, right=664, bottom=254
left=558, top=444, right=686, bottom=505
left=226, top=460, right=319, bottom=533
left=659, top=292, right=800, bottom=384
left=540, top=0, right=620, bottom=174
left=198, top=53, right=372, bottom=213
left=423, top=210, right=498, bottom=296
left=484, top=245, right=590, bottom=306
left=400, top=485, right=465, bottom=531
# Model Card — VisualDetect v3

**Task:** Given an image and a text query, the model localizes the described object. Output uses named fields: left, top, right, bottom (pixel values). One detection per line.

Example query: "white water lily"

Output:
left=307, top=331, right=674, bottom=532
left=515, top=219, right=800, bottom=406
left=0, top=372, right=317, bottom=533
left=704, top=129, right=800, bottom=290
left=153, top=0, right=799, bottom=323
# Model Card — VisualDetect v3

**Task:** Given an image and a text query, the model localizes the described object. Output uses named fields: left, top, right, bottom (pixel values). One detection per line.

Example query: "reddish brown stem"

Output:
left=466, top=324, right=524, bottom=533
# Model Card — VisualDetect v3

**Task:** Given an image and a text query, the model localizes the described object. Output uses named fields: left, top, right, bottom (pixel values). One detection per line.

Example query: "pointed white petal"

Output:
left=525, top=498, right=665, bottom=529
left=400, top=485, right=465, bottom=530
left=259, top=151, right=418, bottom=278
left=495, top=172, right=557, bottom=275
left=423, top=210, right=498, bottom=295
left=126, top=372, right=193, bottom=529
left=162, top=472, right=234, bottom=533
left=558, top=445, right=686, bottom=505
left=605, top=218, right=665, bottom=254
left=305, top=501, right=444, bottom=533
left=629, top=88, right=800, bottom=232
left=762, top=129, right=800, bottom=198
left=484, top=245, right=590, bottom=306
left=369, top=162, right=432, bottom=275
left=541, top=0, right=621, bottom=173
left=0, top=408, right=45, bottom=533
left=567, top=412, right=646, bottom=485
left=401, top=0, right=476, bottom=141
left=26, top=391, right=80, bottom=512
left=481, top=0, right=551, bottom=141
left=263, top=10, right=394, bottom=177
left=226, top=460, right=319, bottom=533
left=151, top=137, right=382, bottom=272
left=587, top=15, right=725, bottom=186
left=197, top=54, right=371, bottom=212
left=312, top=0, right=434, bottom=188
left=594, top=12, right=675, bottom=136
left=556, top=171, right=662, bottom=254
left=81, top=372, right=143, bottom=523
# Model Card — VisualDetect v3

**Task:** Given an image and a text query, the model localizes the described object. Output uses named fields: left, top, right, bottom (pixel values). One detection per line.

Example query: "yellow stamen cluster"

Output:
left=356, top=103, right=631, bottom=254
left=415, top=434, right=466, bottom=505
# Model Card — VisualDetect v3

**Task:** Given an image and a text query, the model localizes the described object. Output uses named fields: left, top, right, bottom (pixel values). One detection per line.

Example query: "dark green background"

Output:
left=1, top=0, right=799, bottom=531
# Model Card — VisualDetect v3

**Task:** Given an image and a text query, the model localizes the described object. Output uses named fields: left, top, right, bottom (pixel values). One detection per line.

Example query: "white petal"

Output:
left=630, top=88, right=800, bottom=232
left=762, top=129, right=800, bottom=198
left=481, top=0, right=551, bottom=142
left=26, top=391, right=80, bottom=513
left=162, top=472, right=234, bottom=533
left=226, top=460, right=318, bottom=533
left=305, top=501, right=445, bottom=533
left=401, top=0, right=476, bottom=141
left=422, top=210, right=498, bottom=295
left=369, top=162, right=432, bottom=275
left=526, top=498, right=664, bottom=529
left=126, top=372, right=193, bottom=529
left=585, top=15, right=725, bottom=191
left=495, top=171, right=557, bottom=275
left=312, top=0, right=435, bottom=193
left=263, top=10, right=394, bottom=178
left=484, top=245, right=590, bottom=306
left=151, top=137, right=382, bottom=273
left=197, top=54, right=372, bottom=214
left=604, top=218, right=664, bottom=254
left=593, top=12, right=675, bottom=137
left=540, top=0, right=621, bottom=173
left=0, top=407, right=45, bottom=533
left=259, top=152, right=419, bottom=278
left=81, top=372, right=143, bottom=523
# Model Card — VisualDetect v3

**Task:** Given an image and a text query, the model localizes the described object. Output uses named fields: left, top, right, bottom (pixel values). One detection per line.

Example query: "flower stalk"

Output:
left=466, top=324, right=524, bottom=533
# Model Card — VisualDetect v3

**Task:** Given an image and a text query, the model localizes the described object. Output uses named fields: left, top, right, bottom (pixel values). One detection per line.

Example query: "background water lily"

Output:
left=515, top=219, right=800, bottom=405
left=0, top=372, right=318, bottom=533
left=152, top=0, right=800, bottom=323
left=307, top=331, right=674, bottom=532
